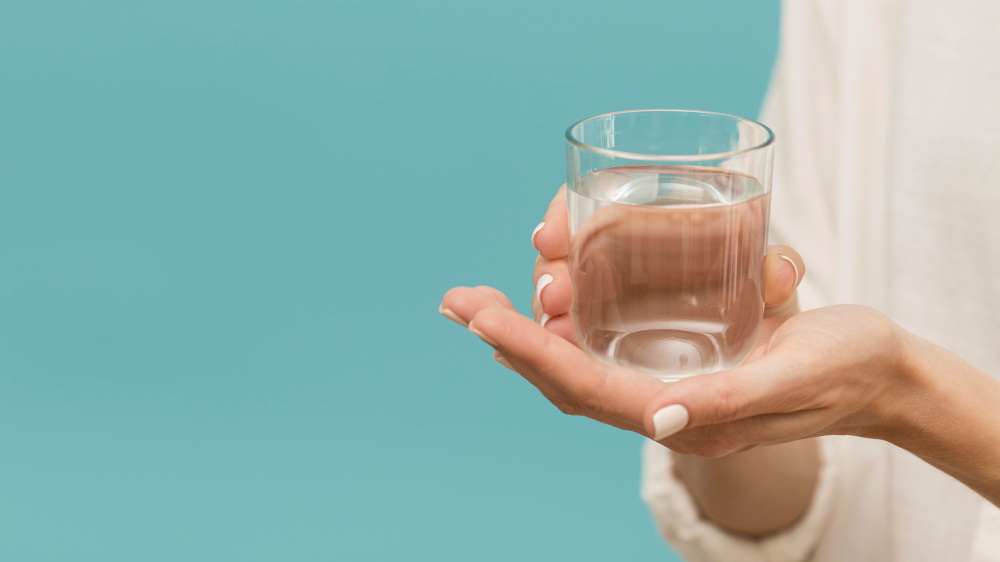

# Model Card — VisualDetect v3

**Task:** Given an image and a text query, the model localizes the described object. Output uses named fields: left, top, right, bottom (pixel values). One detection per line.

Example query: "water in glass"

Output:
left=568, top=165, right=770, bottom=381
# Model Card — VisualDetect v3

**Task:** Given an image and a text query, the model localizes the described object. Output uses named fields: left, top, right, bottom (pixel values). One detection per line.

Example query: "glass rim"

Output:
left=565, top=109, right=775, bottom=162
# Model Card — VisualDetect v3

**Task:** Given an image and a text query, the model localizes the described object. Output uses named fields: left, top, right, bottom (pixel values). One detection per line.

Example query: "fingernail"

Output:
left=439, top=306, right=468, bottom=327
left=468, top=324, right=498, bottom=347
left=493, top=351, right=513, bottom=369
left=778, top=254, right=800, bottom=286
left=531, top=221, right=545, bottom=249
left=540, top=313, right=551, bottom=328
left=535, top=273, right=554, bottom=301
left=652, top=404, right=690, bottom=440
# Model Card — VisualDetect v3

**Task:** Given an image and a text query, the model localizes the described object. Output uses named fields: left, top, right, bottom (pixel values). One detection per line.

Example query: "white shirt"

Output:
left=641, top=1, right=1000, bottom=560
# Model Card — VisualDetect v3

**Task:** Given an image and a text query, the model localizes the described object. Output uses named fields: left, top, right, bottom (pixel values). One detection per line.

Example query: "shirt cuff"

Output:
left=640, top=437, right=839, bottom=562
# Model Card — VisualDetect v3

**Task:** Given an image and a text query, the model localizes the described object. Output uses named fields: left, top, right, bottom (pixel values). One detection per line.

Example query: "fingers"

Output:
left=531, top=250, right=575, bottom=343
left=532, top=184, right=569, bottom=260
left=445, top=296, right=645, bottom=435
left=763, top=245, right=805, bottom=304
left=532, top=256, right=573, bottom=316
left=539, top=313, right=575, bottom=342
left=442, top=287, right=577, bottom=412
left=669, top=409, right=830, bottom=458
left=440, top=286, right=511, bottom=327
left=491, top=349, right=584, bottom=418
left=494, top=350, right=645, bottom=434
left=643, top=351, right=809, bottom=440
left=473, top=285, right=516, bottom=311
left=468, top=306, right=663, bottom=426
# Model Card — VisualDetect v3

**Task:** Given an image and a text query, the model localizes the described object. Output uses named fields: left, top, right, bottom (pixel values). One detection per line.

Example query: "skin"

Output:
left=439, top=185, right=1000, bottom=537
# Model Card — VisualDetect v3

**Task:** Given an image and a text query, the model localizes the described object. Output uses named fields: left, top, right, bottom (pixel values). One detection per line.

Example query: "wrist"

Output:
left=886, top=331, right=1000, bottom=499
left=862, top=325, right=932, bottom=445
left=886, top=328, right=949, bottom=451
left=671, top=439, right=820, bottom=537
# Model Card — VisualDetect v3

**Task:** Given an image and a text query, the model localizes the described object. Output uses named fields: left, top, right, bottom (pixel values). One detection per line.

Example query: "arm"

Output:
left=670, top=290, right=822, bottom=539
left=671, top=321, right=1000, bottom=517
left=671, top=439, right=820, bottom=537
left=638, top=306, right=1000, bottom=510
left=440, top=188, right=1000, bottom=553
left=886, top=333, right=1000, bottom=505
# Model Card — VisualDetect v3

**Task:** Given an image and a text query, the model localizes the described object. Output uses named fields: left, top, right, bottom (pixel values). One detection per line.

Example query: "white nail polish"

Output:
left=468, top=325, right=498, bottom=347
left=535, top=274, right=554, bottom=301
left=652, top=404, right=690, bottom=440
left=531, top=221, right=545, bottom=249
left=778, top=254, right=800, bottom=286
left=439, top=306, right=468, bottom=327
left=540, top=313, right=551, bottom=328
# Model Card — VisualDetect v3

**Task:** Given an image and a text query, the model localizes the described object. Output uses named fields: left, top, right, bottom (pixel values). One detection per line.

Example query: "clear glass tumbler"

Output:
left=565, top=110, right=774, bottom=381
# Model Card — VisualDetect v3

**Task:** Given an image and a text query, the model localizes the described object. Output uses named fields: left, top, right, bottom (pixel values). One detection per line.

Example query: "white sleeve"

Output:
left=640, top=438, right=840, bottom=562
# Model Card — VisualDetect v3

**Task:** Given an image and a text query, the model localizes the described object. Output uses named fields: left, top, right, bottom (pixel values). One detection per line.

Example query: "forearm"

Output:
left=890, top=333, right=1000, bottom=506
left=669, top=294, right=820, bottom=538
left=671, top=438, right=820, bottom=537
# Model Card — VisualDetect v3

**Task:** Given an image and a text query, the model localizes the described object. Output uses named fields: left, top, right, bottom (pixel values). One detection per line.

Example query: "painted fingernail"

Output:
left=531, top=222, right=545, bottom=249
left=778, top=254, right=801, bottom=286
left=439, top=305, right=468, bottom=327
left=535, top=273, right=554, bottom=301
left=468, top=324, right=498, bottom=347
left=540, top=313, right=551, bottom=328
left=652, top=404, right=690, bottom=440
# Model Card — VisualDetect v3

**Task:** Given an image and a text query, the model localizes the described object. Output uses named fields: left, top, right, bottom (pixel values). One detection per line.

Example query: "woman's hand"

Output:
left=648, top=305, right=913, bottom=454
left=441, top=283, right=902, bottom=451
left=439, top=183, right=809, bottom=446
left=443, top=280, right=1000, bottom=497
left=439, top=185, right=1000, bottom=507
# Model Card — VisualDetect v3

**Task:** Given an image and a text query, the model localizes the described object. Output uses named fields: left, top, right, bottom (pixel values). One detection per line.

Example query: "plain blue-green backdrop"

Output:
left=0, top=1, right=779, bottom=560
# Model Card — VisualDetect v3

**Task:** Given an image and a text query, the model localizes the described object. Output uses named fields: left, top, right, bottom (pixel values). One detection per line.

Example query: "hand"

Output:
left=439, top=183, right=809, bottom=448
left=441, top=184, right=1000, bottom=510
left=442, top=284, right=914, bottom=457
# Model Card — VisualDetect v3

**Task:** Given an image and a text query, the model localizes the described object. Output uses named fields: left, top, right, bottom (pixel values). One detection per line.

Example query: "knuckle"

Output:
left=549, top=396, right=583, bottom=417
left=708, top=384, right=751, bottom=424
left=575, top=369, right=611, bottom=416
left=575, top=393, right=605, bottom=417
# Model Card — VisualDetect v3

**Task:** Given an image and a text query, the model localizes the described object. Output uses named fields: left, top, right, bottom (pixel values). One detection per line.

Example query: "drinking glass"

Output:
left=565, top=110, right=775, bottom=381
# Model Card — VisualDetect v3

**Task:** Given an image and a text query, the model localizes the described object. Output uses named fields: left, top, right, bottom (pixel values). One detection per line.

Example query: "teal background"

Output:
left=0, top=1, right=778, bottom=560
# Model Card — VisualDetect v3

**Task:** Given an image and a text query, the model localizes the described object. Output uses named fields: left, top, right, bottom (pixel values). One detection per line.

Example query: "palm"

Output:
left=441, top=284, right=794, bottom=437
left=440, top=183, right=812, bottom=454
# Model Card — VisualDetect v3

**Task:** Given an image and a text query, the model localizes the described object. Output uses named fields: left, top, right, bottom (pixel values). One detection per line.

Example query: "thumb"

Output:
left=642, top=351, right=801, bottom=441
